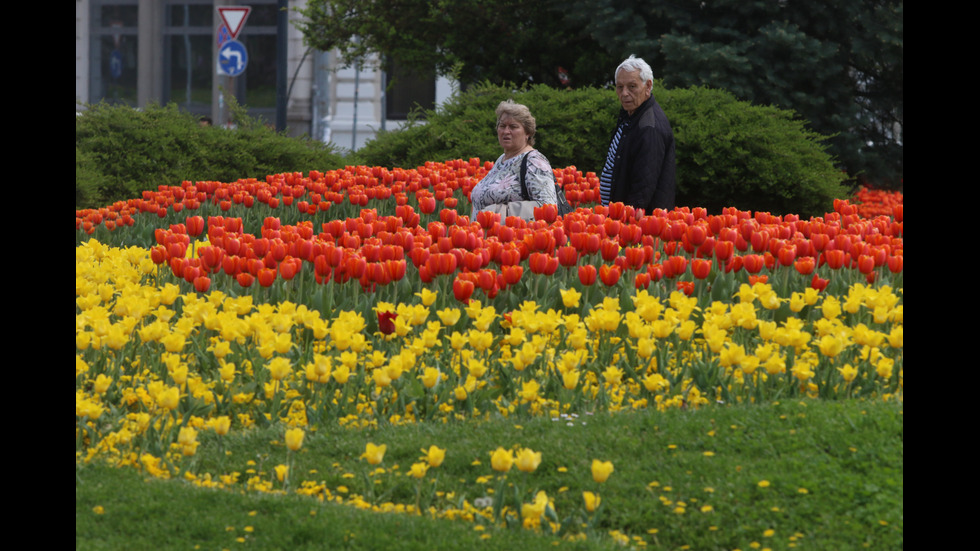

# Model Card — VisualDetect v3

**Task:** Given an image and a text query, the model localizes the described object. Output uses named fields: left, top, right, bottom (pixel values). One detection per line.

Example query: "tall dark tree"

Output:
left=645, top=0, right=903, bottom=186
left=296, top=0, right=608, bottom=88
left=297, top=0, right=902, bottom=185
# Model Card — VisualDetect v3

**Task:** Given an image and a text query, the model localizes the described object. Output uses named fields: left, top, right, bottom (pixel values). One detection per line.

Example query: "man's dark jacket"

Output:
left=606, top=95, right=676, bottom=212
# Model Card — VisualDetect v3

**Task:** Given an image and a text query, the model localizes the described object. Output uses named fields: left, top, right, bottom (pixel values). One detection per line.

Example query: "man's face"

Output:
left=616, top=69, right=652, bottom=115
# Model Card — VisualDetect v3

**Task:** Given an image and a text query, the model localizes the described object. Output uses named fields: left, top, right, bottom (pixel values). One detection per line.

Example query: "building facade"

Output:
left=76, top=0, right=454, bottom=150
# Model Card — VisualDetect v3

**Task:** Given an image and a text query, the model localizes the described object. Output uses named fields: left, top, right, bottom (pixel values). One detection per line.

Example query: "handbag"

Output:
left=520, top=153, right=574, bottom=217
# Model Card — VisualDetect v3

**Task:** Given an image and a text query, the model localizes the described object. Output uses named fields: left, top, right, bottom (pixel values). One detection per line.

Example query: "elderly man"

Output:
left=599, top=55, right=676, bottom=212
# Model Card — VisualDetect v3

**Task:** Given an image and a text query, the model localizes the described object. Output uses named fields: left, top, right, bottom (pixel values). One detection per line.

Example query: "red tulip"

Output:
left=599, top=264, right=621, bottom=286
left=185, top=215, right=205, bottom=237
left=531, top=228, right=555, bottom=253
left=741, top=254, right=764, bottom=274
left=856, top=254, right=875, bottom=275
left=750, top=230, right=769, bottom=253
left=578, top=265, right=597, bottom=286
left=386, top=259, right=407, bottom=281
left=777, top=244, right=797, bottom=267
left=314, top=255, right=331, bottom=278
left=199, top=246, right=223, bottom=273
left=182, top=263, right=201, bottom=283
left=263, top=217, right=281, bottom=231
left=600, top=238, right=620, bottom=261
left=534, top=203, right=558, bottom=223
left=714, top=240, right=734, bottom=262
left=523, top=252, right=543, bottom=275
left=604, top=218, right=622, bottom=238
left=463, top=251, right=484, bottom=272
left=557, top=245, right=579, bottom=268
left=665, top=255, right=688, bottom=278
left=809, top=233, right=830, bottom=252
left=793, top=257, right=816, bottom=276
left=623, top=247, right=645, bottom=270
left=496, top=246, right=520, bottom=267
left=686, top=224, right=707, bottom=247
left=236, top=272, right=254, bottom=288
left=440, top=208, right=458, bottom=226
left=691, top=258, right=712, bottom=280
left=824, top=249, right=847, bottom=270
left=475, top=269, right=497, bottom=292
left=150, top=246, right=167, bottom=265
left=193, top=275, right=211, bottom=293
left=258, top=267, right=277, bottom=287
left=378, top=311, right=397, bottom=335
left=676, top=280, right=694, bottom=296
left=453, top=276, right=475, bottom=304
left=584, top=233, right=601, bottom=255
left=543, top=255, right=559, bottom=275
left=887, top=254, right=903, bottom=273
left=502, top=264, right=524, bottom=285
left=476, top=210, right=500, bottom=229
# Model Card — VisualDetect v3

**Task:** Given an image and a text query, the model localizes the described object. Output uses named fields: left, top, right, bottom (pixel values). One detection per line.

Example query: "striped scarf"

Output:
left=599, top=120, right=627, bottom=206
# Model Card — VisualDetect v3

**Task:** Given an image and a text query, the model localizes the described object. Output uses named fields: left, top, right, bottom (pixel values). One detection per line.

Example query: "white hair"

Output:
left=615, top=55, right=654, bottom=83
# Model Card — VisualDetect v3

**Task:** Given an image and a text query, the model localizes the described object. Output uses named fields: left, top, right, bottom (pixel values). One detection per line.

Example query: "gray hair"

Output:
left=495, top=100, right=536, bottom=146
left=615, top=55, right=654, bottom=84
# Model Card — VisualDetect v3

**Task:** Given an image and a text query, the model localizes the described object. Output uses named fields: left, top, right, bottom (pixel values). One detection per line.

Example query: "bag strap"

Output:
left=519, top=152, right=530, bottom=201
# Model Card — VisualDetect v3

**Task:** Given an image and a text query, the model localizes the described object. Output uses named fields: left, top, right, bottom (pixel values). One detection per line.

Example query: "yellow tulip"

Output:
left=420, top=367, right=441, bottom=389
left=415, top=288, right=438, bottom=306
left=490, top=447, right=514, bottom=472
left=285, top=427, right=305, bottom=451
left=591, top=459, right=614, bottom=483
left=93, top=374, right=112, bottom=395
left=408, top=462, right=429, bottom=479
left=562, top=369, right=580, bottom=390
left=515, top=448, right=542, bottom=473
left=157, top=386, right=180, bottom=411
left=362, top=443, right=386, bottom=465
left=421, top=445, right=446, bottom=468
left=583, top=491, right=601, bottom=513
left=560, top=288, right=582, bottom=308
left=274, top=464, right=289, bottom=483
left=267, top=357, right=292, bottom=381
left=212, top=415, right=231, bottom=436
left=521, top=490, right=549, bottom=523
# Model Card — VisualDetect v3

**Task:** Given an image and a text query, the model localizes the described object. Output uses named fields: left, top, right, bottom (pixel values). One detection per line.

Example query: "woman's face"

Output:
left=497, top=115, right=528, bottom=156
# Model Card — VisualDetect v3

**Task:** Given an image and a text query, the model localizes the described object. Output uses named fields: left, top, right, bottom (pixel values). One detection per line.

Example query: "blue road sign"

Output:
left=217, top=39, right=248, bottom=77
left=217, top=24, right=231, bottom=48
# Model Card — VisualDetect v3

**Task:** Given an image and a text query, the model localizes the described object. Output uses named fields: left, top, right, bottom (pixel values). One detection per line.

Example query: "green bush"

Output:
left=355, top=82, right=847, bottom=217
left=662, top=85, right=849, bottom=217
left=75, top=102, right=347, bottom=209
left=75, top=146, right=102, bottom=209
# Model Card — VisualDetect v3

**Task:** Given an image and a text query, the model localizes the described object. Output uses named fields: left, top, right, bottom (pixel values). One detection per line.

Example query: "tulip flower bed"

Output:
left=76, top=160, right=903, bottom=548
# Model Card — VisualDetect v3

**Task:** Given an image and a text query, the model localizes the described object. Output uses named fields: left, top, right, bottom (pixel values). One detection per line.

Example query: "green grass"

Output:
left=76, top=399, right=902, bottom=550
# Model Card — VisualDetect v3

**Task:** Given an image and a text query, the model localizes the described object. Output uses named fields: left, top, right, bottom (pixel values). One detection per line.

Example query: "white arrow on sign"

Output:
left=222, top=48, right=244, bottom=71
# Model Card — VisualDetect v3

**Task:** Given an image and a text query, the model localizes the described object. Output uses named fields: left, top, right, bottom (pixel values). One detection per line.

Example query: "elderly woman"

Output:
left=470, top=100, right=557, bottom=220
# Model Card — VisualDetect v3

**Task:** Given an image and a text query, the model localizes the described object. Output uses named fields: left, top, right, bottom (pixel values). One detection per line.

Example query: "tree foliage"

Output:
left=296, top=0, right=608, bottom=88
left=297, top=0, right=902, bottom=185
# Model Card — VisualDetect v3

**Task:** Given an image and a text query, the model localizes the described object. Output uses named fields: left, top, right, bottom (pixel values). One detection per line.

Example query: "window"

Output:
left=90, top=1, right=139, bottom=106
left=385, top=59, right=436, bottom=121
left=163, top=2, right=213, bottom=115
